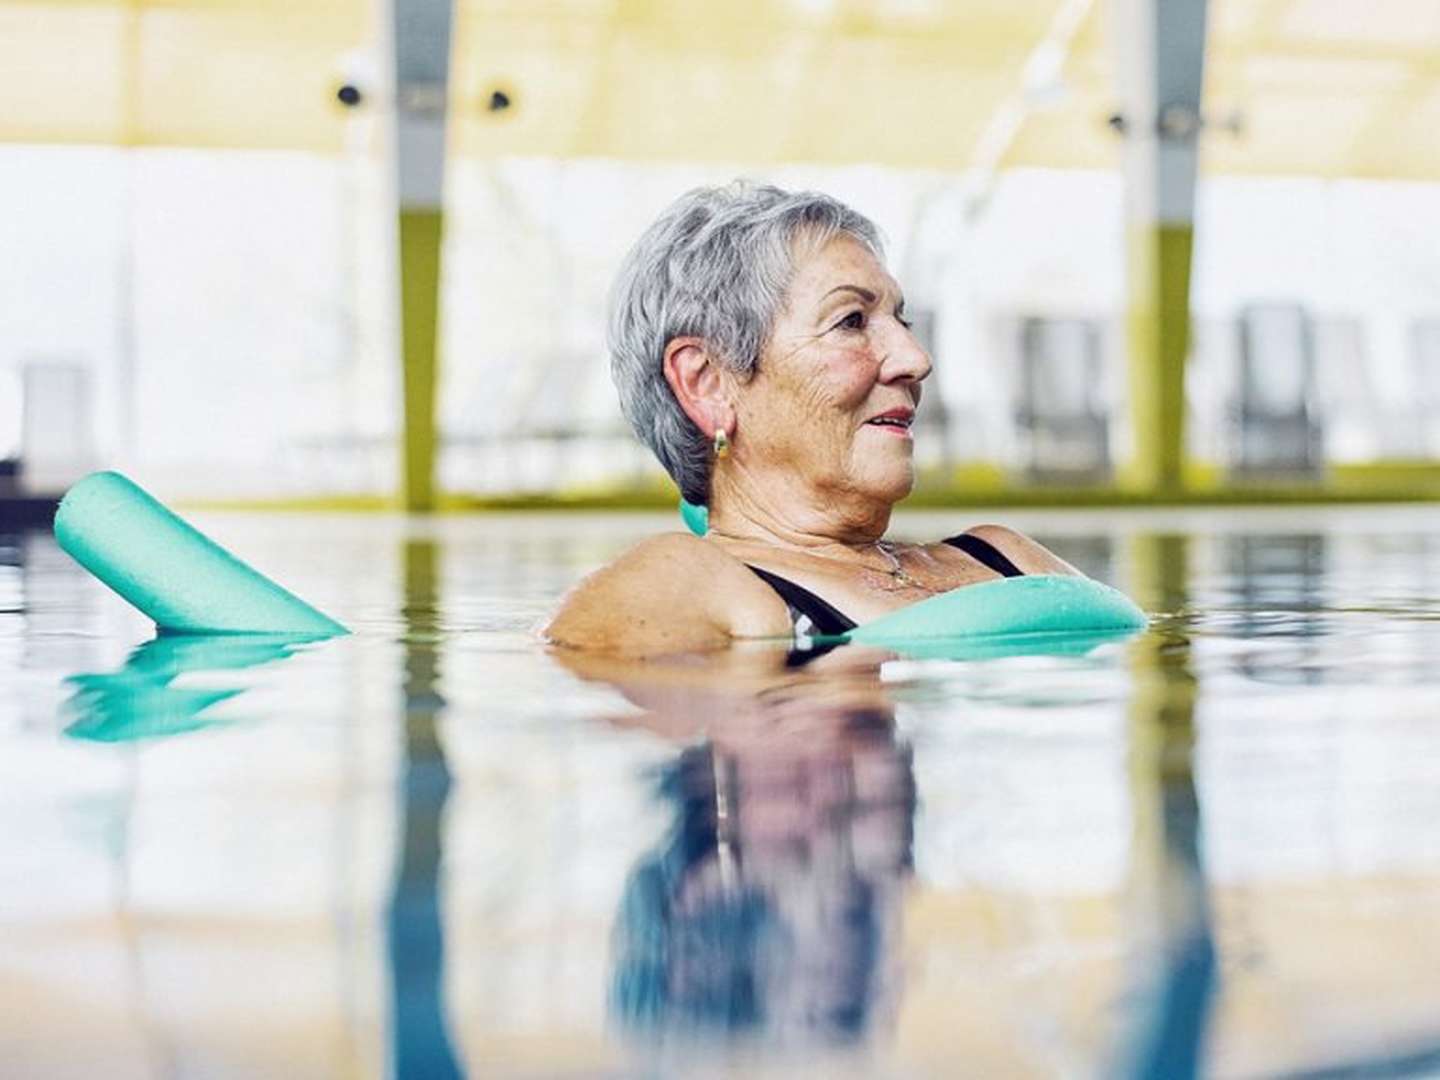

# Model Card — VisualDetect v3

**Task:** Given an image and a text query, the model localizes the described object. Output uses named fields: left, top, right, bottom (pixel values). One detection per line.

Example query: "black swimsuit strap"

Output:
left=745, top=565, right=858, bottom=636
left=942, top=533, right=1025, bottom=578
left=747, top=533, right=1022, bottom=653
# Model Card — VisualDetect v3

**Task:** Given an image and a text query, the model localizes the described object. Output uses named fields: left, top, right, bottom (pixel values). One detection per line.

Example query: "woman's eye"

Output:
left=835, top=310, right=867, bottom=332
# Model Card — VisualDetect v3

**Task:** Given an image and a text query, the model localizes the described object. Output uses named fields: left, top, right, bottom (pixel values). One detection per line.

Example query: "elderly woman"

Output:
left=546, top=183, right=1079, bottom=656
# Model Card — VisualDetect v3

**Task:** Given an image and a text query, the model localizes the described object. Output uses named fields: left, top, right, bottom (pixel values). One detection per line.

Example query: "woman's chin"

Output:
left=857, top=463, right=915, bottom=506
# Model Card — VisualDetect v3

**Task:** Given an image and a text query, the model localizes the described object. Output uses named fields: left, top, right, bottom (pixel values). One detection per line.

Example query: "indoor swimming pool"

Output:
left=4, top=505, right=1440, bottom=1078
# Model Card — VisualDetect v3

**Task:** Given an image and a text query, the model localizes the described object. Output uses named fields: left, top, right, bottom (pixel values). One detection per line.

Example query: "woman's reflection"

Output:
left=559, top=647, right=916, bottom=1049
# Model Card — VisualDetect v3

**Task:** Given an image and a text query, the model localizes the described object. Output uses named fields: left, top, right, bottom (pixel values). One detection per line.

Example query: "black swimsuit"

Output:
left=747, top=533, right=1026, bottom=643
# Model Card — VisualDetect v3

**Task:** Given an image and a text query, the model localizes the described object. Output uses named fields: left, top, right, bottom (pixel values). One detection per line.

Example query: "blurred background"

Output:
left=3, top=0, right=1440, bottom=508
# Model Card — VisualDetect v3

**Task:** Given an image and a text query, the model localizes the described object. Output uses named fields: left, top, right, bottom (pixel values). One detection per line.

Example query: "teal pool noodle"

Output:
left=680, top=498, right=709, bottom=537
left=54, top=471, right=348, bottom=637
left=846, top=575, right=1146, bottom=645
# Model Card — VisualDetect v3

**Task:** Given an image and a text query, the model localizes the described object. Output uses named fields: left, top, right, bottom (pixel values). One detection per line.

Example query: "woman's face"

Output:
left=735, top=233, right=932, bottom=509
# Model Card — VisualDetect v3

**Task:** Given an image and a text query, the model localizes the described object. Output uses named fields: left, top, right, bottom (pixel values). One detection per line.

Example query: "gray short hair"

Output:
left=609, top=182, right=884, bottom=506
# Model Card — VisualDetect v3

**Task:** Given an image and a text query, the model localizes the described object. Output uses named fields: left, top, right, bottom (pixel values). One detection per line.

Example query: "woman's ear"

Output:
left=662, top=337, right=735, bottom=438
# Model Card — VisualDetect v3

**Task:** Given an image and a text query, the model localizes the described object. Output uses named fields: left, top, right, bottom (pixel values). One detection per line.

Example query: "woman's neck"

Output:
left=706, top=465, right=892, bottom=555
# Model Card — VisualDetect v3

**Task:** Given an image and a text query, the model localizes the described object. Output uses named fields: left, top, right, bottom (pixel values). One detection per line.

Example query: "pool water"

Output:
left=4, top=506, right=1440, bottom=1078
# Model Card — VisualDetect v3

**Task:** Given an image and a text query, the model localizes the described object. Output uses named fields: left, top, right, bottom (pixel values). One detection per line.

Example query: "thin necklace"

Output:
left=712, top=527, right=930, bottom=592
left=874, top=541, right=929, bottom=592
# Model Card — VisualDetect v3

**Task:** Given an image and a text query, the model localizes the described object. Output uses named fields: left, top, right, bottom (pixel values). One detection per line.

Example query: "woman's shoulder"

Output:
left=542, top=531, right=790, bottom=655
left=934, top=522, right=1082, bottom=577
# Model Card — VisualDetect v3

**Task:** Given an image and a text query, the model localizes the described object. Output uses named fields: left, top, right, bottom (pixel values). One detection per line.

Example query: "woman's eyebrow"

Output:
left=820, top=284, right=878, bottom=303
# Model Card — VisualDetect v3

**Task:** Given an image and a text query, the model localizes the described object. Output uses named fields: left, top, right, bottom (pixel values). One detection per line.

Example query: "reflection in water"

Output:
left=614, top=734, right=914, bottom=1048
left=387, top=538, right=462, bottom=1080
left=0, top=530, right=20, bottom=598
left=1228, top=534, right=1327, bottom=610
left=1227, top=534, right=1328, bottom=684
left=1127, top=534, right=1214, bottom=1079
left=564, top=650, right=917, bottom=1053
left=62, top=633, right=316, bottom=742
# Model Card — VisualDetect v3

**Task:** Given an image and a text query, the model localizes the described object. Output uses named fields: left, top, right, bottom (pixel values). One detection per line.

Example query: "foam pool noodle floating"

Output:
left=680, top=498, right=709, bottom=538
left=54, top=471, right=348, bottom=637
left=844, top=575, right=1147, bottom=645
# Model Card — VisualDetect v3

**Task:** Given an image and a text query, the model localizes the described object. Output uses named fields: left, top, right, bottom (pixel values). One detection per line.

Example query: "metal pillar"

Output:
left=393, top=0, right=453, bottom=512
left=1115, top=0, right=1208, bottom=494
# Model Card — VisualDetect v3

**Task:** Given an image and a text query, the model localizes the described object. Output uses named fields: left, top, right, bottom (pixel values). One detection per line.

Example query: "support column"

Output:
left=1116, top=0, right=1208, bottom=495
left=393, top=0, right=453, bottom=512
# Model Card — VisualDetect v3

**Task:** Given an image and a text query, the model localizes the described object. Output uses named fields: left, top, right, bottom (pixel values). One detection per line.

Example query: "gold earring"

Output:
left=713, top=429, right=730, bottom=459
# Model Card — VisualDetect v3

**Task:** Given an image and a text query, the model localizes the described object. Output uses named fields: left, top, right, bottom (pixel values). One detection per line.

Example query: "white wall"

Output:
left=6, top=145, right=1440, bottom=497
left=0, top=144, right=398, bottom=497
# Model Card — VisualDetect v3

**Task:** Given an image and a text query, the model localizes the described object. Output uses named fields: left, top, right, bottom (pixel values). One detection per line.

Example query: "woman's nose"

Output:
left=882, top=319, right=932, bottom=384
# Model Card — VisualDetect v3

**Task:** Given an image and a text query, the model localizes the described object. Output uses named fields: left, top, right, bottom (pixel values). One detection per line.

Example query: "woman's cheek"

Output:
left=790, top=367, right=847, bottom=415
left=831, top=347, right=882, bottom=404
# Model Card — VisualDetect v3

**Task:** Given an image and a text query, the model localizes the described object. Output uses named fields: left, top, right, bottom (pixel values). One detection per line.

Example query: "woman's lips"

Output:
left=863, top=409, right=915, bottom=437
left=866, top=421, right=913, bottom=437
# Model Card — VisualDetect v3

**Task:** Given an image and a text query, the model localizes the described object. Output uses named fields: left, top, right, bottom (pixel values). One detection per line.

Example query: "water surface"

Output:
left=4, top=507, right=1440, bottom=1078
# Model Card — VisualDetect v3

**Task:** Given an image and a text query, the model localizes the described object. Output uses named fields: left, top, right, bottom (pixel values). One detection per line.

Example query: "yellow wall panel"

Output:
left=0, top=1, right=372, bottom=150
left=1204, top=95, right=1376, bottom=179
left=1004, top=102, right=1115, bottom=171
left=136, top=7, right=368, bottom=151
left=1201, top=0, right=1440, bottom=179
left=0, top=6, right=130, bottom=144
left=449, top=4, right=1050, bottom=168
left=4, top=0, right=1440, bottom=180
